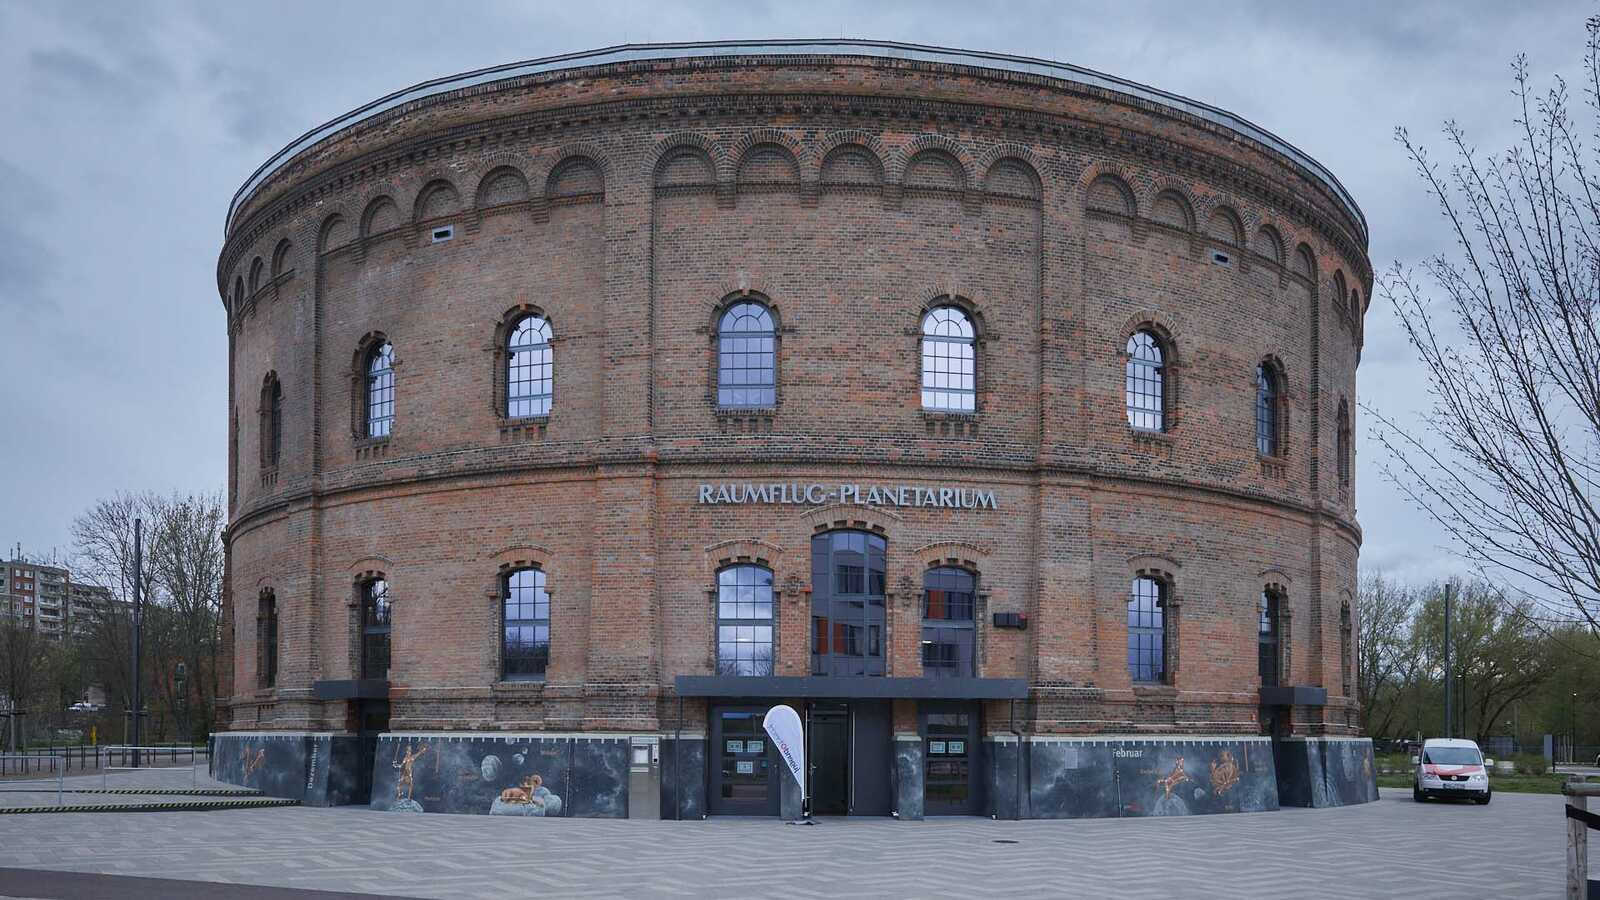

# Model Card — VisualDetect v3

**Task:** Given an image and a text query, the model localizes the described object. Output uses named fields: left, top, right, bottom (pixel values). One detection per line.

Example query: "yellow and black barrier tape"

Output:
left=0, top=798, right=299, bottom=814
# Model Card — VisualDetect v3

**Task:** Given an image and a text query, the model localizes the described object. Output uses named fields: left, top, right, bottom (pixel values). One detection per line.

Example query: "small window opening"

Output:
left=431, top=225, right=455, bottom=243
left=1210, top=250, right=1232, bottom=267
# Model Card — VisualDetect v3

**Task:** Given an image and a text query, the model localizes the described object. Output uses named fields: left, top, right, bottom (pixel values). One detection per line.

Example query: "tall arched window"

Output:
left=921, top=306, right=975, bottom=412
left=716, top=565, right=773, bottom=676
left=260, top=374, right=282, bottom=469
left=811, top=530, right=887, bottom=676
left=1127, top=576, right=1167, bottom=683
left=1336, top=399, right=1352, bottom=488
left=717, top=301, right=776, bottom=409
left=502, top=568, right=550, bottom=680
left=506, top=315, right=553, bottom=418
left=1259, top=588, right=1282, bottom=687
left=257, top=590, right=278, bottom=689
left=923, top=567, right=976, bottom=677
left=1126, top=331, right=1165, bottom=431
left=365, top=342, right=394, bottom=438
left=360, top=578, right=390, bottom=680
left=1256, top=363, right=1280, bottom=457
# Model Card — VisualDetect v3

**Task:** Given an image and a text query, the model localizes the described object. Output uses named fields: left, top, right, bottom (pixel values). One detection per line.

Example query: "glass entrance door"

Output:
left=923, top=705, right=981, bottom=815
left=709, top=708, right=778, bottom=816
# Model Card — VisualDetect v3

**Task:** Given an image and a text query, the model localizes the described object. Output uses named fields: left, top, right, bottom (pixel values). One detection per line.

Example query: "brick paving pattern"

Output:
left=0, top=789, right=1588, bottom=898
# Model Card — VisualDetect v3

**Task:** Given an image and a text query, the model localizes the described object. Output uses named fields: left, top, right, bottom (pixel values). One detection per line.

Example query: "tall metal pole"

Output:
left=1442, top=581, right=1453, bottom=739
left=131, top=517, right=142, bottom=769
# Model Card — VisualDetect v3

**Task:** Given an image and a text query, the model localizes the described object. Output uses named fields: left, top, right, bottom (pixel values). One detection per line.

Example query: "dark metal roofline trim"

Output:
left=225, top=39, right=1366, bottom=240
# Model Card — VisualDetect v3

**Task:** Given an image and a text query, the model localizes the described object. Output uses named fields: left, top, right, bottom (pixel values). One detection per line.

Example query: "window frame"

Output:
left=920, top=305, right=977, bottom=413
left=1256, top=362, right=1282, bottom=458
left=260, top=373, right=283, bottom=470
left=714, top=564, right=775, bottom=677
left=363, top=341, right=394, bottom=440
left=921, top=565, right=977, bottom=678
left=1127, top=575, right=1168, bottom=684
left=504, top=313, right=554, bottom=420
left=360, top=578, right=391, bottom=681
left=501, top=567, right=550, bottom=681
left=1336, top=399, right=1352, bottom=488
left=715, top=299, right=778, bottom=410
left=1259, top=588, right=1283, bottom=688
left=256, top=590, right=278, bottom=690
left=1125, top=330, right=1166, bottom=432
left=810, top=529, right=888, bottom=677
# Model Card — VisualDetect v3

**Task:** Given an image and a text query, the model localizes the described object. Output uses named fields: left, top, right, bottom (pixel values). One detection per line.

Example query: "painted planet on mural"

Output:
left=481, top=755, right=501, bottom=781
left=512, top=752, right=526, bottom=765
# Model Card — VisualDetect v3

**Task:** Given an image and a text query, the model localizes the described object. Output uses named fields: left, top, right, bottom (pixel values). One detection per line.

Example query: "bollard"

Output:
left=1565, top=781, right=1599, bottom=900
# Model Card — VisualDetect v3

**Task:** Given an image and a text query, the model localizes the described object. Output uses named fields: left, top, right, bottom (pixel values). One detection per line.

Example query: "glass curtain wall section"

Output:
left=811, top=531, right=887, bottom=676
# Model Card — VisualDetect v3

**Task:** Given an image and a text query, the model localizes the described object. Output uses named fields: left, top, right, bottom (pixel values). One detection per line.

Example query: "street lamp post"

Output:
left=174, top=662, right=187, bottom=744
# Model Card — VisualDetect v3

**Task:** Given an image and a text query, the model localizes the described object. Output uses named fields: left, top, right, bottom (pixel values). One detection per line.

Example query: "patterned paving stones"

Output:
left=0, top=786, right=1587, bottom=898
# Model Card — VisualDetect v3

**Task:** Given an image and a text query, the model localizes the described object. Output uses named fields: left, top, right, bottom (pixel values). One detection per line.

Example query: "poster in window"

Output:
left=726, top=740, right=743, bottom=754
left=736, top=760, right=754, bottom=774
left=949, top=740, right=965, bottom=755
left=929, top=741, right=947, bottom=755
left=747, top=740, right=764, bottom=754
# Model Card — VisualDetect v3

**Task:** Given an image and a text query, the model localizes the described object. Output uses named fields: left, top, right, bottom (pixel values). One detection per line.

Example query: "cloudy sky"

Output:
left=0, top=0, right=1586, bottom=583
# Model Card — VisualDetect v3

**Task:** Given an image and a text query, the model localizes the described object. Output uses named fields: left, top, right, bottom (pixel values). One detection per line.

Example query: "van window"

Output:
left=1422, top=747, right=1481, bottom=766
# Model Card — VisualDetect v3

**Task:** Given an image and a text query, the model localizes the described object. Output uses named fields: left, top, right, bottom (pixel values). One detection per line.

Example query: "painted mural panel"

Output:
left=212, top=733, right=310, bottom=800
left=660, top=738, right=705, bottom=819
left=1028, top=741, right=1118, bottom=819
left=369, top=735, right=632, bottom=818
left=1112, top=739, right=1277, bottom=817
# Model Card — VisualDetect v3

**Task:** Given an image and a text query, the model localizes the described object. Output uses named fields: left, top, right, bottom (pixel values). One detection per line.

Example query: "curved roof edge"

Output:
left=225, top=39, right=1366, bottom=242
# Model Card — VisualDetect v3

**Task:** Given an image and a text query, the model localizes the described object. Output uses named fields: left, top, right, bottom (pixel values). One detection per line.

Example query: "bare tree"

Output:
left=0, top=617, right=45, bottom=750
left=146, top=492, right=224, bottom=739
left=1374, top=17, right=1600, bottom=633
left=71, top=491, right=224, bottom=740
left=1356, top=572, right=1419, bottom=738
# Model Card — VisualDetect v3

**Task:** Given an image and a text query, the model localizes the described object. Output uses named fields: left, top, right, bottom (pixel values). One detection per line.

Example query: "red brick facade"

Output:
left=216, top=47, right=1368, bottom=743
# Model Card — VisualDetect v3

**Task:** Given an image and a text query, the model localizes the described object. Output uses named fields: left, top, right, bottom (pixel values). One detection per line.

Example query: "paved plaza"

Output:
left=0, top=773, right=1588, bottom=898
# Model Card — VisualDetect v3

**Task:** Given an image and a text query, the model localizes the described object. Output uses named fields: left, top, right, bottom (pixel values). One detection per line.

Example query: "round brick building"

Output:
left=213, top=41, right=1374, bottom=819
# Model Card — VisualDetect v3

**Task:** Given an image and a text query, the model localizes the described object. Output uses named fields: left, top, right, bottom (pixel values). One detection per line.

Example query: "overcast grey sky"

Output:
left=0, top=0, right=1586, bottom=583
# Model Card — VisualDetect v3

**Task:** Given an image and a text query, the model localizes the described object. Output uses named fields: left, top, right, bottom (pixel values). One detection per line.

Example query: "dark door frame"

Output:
left=920, top=700, right=983, bottom=816
left=707, top=704, right=780, bottom=816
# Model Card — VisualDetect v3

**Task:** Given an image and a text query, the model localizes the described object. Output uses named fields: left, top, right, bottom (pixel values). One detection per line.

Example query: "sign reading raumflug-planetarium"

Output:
left=697, top=482, right=999, bottom=510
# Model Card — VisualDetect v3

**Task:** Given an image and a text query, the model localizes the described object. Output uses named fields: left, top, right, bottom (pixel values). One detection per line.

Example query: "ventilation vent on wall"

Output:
left=431, top=225, right=455, bottom=243
left=1210, top=249, right=1231, bottom=267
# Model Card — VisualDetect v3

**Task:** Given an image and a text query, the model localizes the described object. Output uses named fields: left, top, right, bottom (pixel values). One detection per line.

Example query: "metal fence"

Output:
left=0, top=744, right=206, bottom=776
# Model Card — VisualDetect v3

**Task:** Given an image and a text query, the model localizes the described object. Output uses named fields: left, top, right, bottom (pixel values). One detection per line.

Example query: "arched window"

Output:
left=1337, top=400, right=1352, bottom=488
left=506, top=315, right=553, bottom=418
left=717, top=301, right=776, bottom=409
left=257, top=591, right=278, bottom=689
left=360, top=578, right=390, bottom=680
left=502, top=568, right=550, bottom=680
left=365, top=342, right=394, bottom=438
left=716, top=565, right=773, bottom=676
left=1127, top=576, right=1167, bottom=683
left=1259, top=588, right=1282, bottom=687
left=1256, top=363, right=1281, bottom=457
left=1126, top=330, right=1165, bottom=431
left=921, top=306, right=975, bottom=412
left=923, top=567, right=976, bottom=677
left=260, top=374, right=282, bottom=469
left=1340, top=601, right=1353, bottom=696
left=810, top=530, right=887, bottom=676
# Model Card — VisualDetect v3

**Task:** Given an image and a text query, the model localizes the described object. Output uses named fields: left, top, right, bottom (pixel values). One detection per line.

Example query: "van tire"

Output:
left=1413, top=785, right=1425, bottom=802
left=1474, top=791, right=1491, bottom=805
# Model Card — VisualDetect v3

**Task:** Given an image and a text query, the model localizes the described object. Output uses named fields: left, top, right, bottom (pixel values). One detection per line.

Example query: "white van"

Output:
left=1412, top=737, right=1492, bottom=804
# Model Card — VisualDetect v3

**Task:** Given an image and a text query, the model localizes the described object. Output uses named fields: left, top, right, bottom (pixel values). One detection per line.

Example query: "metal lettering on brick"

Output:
left=696, top=482, right=998, bottom=510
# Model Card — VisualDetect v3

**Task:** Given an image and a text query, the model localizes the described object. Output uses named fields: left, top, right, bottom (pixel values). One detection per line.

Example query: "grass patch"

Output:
left=1376, top=773, right=1600, bottom=795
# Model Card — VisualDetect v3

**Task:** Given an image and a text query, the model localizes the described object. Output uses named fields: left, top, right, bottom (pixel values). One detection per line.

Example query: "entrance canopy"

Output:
left=675, top=675, right=1027, bottom=700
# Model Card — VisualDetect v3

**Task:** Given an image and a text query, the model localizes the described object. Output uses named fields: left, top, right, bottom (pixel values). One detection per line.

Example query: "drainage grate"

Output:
left=993, top=839, right=1019, bottom=844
